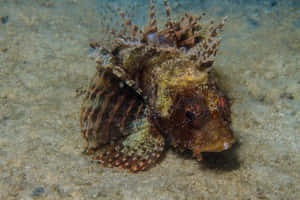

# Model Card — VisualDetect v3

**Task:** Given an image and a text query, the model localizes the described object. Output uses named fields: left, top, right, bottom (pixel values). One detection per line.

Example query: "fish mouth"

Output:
left=192, top=137, right=235, bottom=158
left=190, top=118, right=235, bottom=155
left=198, top=138, right=235, bottom=152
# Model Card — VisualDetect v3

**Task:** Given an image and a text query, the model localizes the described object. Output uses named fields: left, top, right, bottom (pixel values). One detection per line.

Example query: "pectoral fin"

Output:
left=94, top=117, right=165, bottom=172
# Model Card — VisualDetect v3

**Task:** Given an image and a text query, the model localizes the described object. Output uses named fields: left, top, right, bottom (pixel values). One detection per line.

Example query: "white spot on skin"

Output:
left=224, top=142, right=229, bottom=150
left=147, top=33, right=156, bottom=43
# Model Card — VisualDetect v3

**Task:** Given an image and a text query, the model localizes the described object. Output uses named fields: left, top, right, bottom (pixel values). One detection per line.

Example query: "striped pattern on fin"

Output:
left=80, top=67, right=146, bottom=152
left=94, top=117, right=165, bottom=172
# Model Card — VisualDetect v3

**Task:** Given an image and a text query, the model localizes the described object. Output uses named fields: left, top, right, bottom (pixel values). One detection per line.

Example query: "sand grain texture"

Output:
left=0, top=0, right=299, bottom=199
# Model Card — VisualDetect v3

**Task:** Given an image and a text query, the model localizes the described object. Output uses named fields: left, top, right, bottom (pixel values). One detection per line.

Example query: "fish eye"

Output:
left=185, top=110, right=195, bottom=121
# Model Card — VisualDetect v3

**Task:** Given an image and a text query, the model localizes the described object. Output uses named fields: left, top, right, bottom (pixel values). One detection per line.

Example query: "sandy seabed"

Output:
left=0, top=0, right=299, bottom=199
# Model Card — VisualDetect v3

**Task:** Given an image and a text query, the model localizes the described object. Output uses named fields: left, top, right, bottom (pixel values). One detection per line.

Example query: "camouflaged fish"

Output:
left=80, top=0, right=235, bottom=172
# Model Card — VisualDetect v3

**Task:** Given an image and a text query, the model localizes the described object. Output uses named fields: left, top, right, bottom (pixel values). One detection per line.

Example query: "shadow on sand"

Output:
left=200, top=141, right=241, bottom=171
left=174, top=140, right=241, bottom=172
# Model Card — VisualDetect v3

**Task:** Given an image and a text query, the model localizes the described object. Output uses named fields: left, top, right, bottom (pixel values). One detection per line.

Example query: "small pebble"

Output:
left=1, top=48, right=8, bottom=53
left=31, top=186, right=45, bottom=197
left=280, top=92, right=294, bottom=100
left=271, top=1, right=278, bottom=7
left=1, top=16, right=9, bottom=24
left=247, top=16, right=259, bottom=28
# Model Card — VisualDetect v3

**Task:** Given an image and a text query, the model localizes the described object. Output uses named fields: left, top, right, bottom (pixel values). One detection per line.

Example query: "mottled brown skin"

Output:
left=80, top=0, right=234, bottom=172
left=155, top=85, right=234, bottom=161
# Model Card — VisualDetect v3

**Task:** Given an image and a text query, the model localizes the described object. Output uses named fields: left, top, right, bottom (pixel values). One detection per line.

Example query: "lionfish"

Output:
left=80, top=0, right=235, bottom=172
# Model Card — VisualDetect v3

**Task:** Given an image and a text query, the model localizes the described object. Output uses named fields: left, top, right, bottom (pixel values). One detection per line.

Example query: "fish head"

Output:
left=167, top=87, right=235, bottom=159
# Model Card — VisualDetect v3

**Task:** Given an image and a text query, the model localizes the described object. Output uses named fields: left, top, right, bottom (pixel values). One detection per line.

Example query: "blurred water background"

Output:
left=0, top=0, right=299, bottom=199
